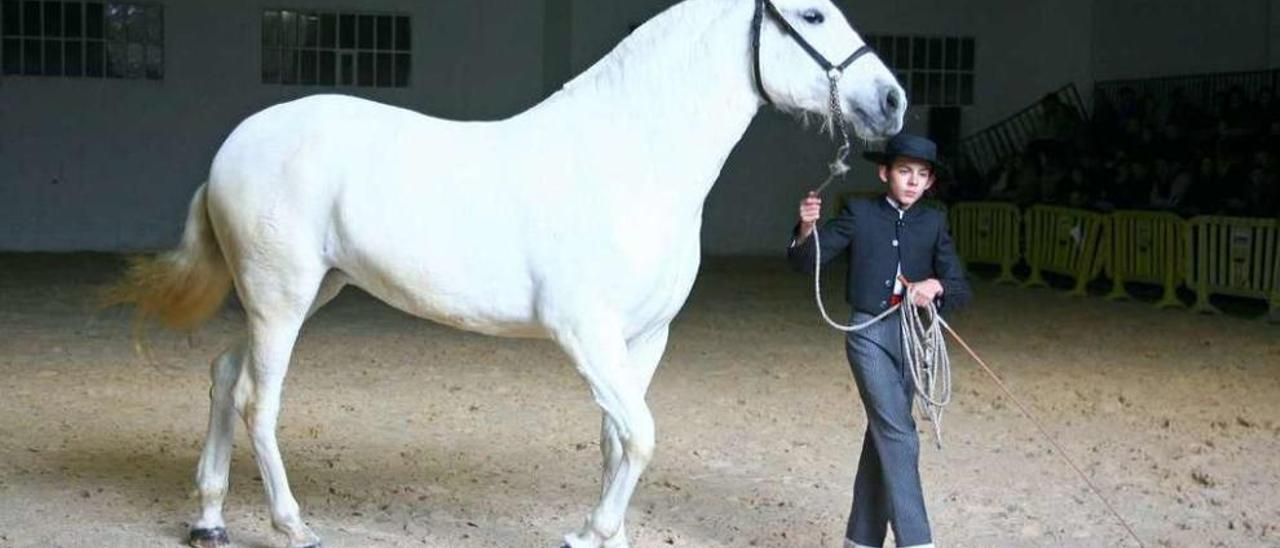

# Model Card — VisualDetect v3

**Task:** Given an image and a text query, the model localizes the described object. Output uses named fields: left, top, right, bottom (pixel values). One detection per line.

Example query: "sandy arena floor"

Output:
left=0, top=254, right=1277, bottom=548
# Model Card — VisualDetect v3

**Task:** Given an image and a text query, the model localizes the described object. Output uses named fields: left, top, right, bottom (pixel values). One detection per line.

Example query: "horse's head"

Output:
left=753, top=0, right=905, bottom=141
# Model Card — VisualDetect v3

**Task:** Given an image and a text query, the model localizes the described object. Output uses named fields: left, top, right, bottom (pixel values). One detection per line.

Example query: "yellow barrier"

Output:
left=1271, top=257, right=1280, bottom=321
left=1272, top=254, right=1280, bottom=322
left=1105, top=210, right=1187, bottom=308
left=1023, top=205, right=1109, bottom=296
left=948, top=202, right=1021, bottom=283
left=1185, top=216, right=1280, bottom=315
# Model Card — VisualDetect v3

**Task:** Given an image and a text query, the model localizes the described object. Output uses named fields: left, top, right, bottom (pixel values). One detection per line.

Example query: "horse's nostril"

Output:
left=884, top=89, right=901, bottom=112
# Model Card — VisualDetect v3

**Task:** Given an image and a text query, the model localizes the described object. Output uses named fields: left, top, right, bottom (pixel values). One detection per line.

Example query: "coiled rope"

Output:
left=808, top=227, right=952, bottom=449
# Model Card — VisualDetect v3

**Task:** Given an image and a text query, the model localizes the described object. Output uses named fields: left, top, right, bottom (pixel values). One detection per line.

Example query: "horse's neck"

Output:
left=530, top=0, right=761, bottom=214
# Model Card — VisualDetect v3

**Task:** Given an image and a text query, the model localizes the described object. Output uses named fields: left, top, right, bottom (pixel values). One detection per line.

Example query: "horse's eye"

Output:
left=802, top=9, right=825, bottom=24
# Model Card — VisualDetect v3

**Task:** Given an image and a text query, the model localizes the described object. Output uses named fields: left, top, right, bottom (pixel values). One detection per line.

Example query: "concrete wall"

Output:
left=840, top=0, right=1094, bottom=131
left=1093, top=0, right=1271, bottom=81
left=0, top=0, right=1268, bottom=255
left=0, top=0, right=545, bottom=251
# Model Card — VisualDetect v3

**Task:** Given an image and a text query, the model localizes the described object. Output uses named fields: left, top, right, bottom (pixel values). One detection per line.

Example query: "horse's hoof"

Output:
left=188, top=527, right=230, bottom=548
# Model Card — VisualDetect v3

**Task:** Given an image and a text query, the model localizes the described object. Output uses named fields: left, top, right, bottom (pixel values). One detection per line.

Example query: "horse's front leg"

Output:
left=555, top=317, right=667, bottom=548
left=595, top=327, right=669, bottom=546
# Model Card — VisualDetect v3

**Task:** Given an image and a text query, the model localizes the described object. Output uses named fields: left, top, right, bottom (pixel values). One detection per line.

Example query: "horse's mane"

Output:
left=551, top=0, right=843, bottom=139
left=555, top=0, right=736, bottom=100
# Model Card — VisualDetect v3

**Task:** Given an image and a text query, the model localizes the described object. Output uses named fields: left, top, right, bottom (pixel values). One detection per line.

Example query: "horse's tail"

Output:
left=103, top=183, right=232, bottom=334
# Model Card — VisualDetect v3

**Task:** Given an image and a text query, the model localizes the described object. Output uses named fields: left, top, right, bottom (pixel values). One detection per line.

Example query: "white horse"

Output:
left=108, top=0, right=904, bottom=546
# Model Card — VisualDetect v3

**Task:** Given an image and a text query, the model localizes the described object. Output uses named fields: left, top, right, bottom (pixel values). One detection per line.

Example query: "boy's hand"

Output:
left=797, top=192, right=822, bottom=240
left=902, top=276, right=944, bottom=307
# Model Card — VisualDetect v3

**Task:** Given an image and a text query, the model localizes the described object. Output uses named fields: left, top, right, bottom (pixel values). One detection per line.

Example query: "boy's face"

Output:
left=878, top=156, right=935, bottom=208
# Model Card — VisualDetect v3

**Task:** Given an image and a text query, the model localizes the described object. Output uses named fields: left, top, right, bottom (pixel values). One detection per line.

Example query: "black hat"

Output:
left=862, top=133, right=948, bottom=177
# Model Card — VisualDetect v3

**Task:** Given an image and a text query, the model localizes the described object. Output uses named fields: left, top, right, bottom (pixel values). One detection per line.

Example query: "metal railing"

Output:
left=955, top=84, right=1086, bottom=177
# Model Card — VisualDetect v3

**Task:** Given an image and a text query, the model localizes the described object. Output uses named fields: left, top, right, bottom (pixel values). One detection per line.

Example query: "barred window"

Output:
left=262, top=9, right=410, bottom=88
left=1, top=0, right=163, bottom=79
left=864, top=35, right=974, bottom=107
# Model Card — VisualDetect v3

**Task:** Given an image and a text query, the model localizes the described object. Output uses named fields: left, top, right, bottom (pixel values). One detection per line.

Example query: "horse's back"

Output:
left=205, top=95, right=496, bottom=246
left=209, top=94, right=469, bottom=189
left=202, top=95, right=547, bottom=332
left=199, top=94, right=697, bottom=340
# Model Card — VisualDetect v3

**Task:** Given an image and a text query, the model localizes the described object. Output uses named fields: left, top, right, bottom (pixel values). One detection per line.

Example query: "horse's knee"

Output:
left=624, top=437, right=653, bottom=464
left=622, top=417, right=655, bottom=463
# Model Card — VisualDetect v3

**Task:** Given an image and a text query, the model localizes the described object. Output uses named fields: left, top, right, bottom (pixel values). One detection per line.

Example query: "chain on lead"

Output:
left=815, top=71, right=853, bottom=195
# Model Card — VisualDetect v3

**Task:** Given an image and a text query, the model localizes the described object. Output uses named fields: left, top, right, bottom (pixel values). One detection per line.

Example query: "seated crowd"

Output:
left=943, top=85, right=1280, bottom=219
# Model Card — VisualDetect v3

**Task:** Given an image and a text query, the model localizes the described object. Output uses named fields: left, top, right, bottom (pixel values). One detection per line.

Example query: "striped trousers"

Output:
left=843, top=311, right=932, bottom=548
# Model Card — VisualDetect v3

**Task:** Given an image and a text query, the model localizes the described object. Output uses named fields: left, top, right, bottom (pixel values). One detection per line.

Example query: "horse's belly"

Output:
left=358, top=275, right=546, bottom=338
left=336, top=236, right=545, bottom=338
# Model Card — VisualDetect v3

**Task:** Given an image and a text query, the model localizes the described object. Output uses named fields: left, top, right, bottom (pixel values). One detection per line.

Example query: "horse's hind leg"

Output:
left=233, top=266, right=327, bottom=548
left=189, top=271, right=343, bottom=547
left=190, top=339, right=247, bottom=547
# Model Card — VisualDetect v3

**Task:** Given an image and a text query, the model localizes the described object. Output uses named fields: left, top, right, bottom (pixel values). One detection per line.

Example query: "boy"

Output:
left=787, top=133, right=970, bottom=548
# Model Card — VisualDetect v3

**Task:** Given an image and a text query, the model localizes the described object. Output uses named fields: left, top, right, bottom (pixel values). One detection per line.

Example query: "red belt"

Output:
left=889, top=294, right=903, bottom=306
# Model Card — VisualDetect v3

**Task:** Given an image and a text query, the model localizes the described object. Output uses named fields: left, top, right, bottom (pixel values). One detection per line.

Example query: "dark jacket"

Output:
left=787, top=196, right=971, bottom=315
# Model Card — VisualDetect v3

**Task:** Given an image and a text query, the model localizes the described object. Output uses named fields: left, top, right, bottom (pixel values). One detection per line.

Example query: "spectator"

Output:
left=1220, top=86, right=1256, bottom=138
left=959, top=78, right=1280, bottom=219
left=1256, top=87, right=1280, bottom=135
left=1148, top=154, right=1197, bottom=213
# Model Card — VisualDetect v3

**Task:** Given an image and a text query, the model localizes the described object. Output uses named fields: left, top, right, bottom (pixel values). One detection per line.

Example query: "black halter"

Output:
left=751, top=0, right=877, bottom=106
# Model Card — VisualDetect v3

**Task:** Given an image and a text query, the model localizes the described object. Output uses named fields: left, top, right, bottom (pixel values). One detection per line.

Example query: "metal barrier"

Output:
left=948, top=202, right=1021, bottom=283
left=956, top=84, right=1086, bottom=176
left=1185, top=216, right=1280, bottom=315
left=1105, top=210, right=1188, bottom=308
left=1271, top=260, right=1280, bottom=322
left=1023, top=205, right=1109, bottom=296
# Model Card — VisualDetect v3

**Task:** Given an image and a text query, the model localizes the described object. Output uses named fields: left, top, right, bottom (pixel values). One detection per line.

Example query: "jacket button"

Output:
left=880, top=300, right=888, bottom=308
left=892, top=239, right=899, bottom=247
left=884, top=279, right=892, bottom=287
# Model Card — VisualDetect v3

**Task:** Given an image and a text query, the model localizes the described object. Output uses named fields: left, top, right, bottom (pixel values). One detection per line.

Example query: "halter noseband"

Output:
left=751, top=0, right=877, bottom=106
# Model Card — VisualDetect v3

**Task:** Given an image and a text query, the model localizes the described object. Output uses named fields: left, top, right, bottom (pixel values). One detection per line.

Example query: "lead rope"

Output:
left=899, top=279, right=951, bottom=448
